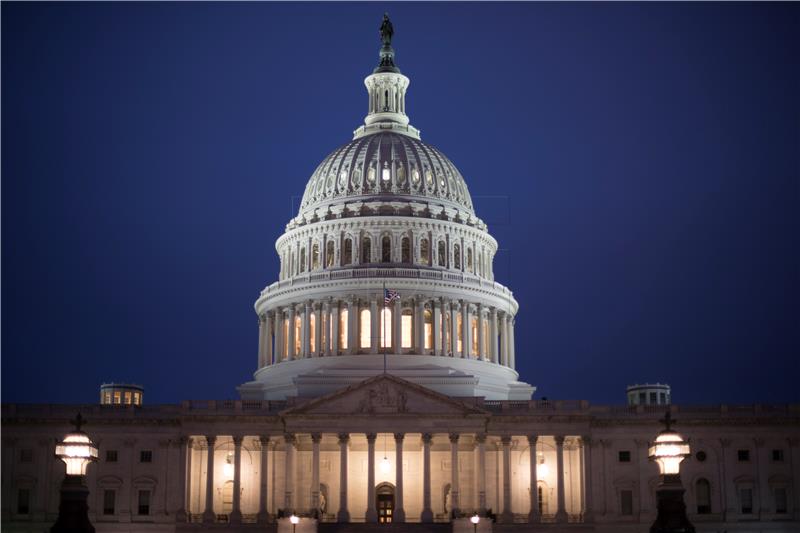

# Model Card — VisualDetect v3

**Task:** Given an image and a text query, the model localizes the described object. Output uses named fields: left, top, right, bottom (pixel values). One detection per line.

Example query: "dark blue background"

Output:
left=3, top=3, right=798, bottom=405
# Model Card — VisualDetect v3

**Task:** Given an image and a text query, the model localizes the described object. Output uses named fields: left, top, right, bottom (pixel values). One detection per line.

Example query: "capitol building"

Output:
left=2, top=16, right=799, bottom=533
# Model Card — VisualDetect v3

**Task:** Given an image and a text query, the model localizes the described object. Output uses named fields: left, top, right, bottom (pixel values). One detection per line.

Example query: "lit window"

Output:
left=310, top=312, right=316, bottom=353
left=326, top=241, right=335, bottom=268
left=133, top=392, right=141, bottom=405
left=382, top=163, right=391, bottom=182
left=124, top=391, right=132, bottom=404
left=439, top=175, right=446, bottom=189
left=424, top=310, right=433, bottom=349
left=114, top=391, right=121, bottom=404
left=103, top=392, right=111, bottom=404
left=380, top=308, right=392, bottom=348
left=425, top=169, right=433, bottom=187
left=456, top=313, right=462, bottom=353
left=283, top=318, right=289, bottom=358
left=401, top=310, right=413, bottom=348
left=471, top=316, right=478, bottom=355
left=360, top=309, right=371, bottom=349
left=312, top=243, right=320, bottom=270
left=294, top=315, right=302, bottom=354
left=339, top=308, right=348, bottom=350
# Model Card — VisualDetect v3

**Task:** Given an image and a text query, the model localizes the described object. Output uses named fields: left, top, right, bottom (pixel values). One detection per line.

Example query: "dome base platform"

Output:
left=238, top=354, right=535, bottom=401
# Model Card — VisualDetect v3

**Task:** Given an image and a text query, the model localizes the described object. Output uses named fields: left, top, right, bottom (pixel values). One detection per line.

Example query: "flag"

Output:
left=384, top=288, right=400, bottom=304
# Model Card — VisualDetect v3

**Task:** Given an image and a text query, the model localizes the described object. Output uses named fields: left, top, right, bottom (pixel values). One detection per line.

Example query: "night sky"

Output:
left=3, top=3, right=798, bottom=406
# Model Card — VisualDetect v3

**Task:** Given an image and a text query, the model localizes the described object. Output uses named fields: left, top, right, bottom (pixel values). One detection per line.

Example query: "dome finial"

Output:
left=375, top=13, right=400, bottom=73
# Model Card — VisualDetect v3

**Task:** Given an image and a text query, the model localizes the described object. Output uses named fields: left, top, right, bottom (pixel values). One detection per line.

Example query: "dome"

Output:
left=298, top=132, right=475, bottom=220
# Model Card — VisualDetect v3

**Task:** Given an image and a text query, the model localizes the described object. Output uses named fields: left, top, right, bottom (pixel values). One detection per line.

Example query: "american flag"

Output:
left=384, top=288, right=400, bottom=304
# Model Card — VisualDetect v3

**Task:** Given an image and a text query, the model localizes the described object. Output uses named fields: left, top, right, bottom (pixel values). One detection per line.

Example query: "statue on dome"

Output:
left=380, top=13, right=394, bottom=46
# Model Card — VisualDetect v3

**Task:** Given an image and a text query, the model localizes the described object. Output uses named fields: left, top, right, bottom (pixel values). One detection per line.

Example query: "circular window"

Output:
left=696, top=451, right=707, bottom=462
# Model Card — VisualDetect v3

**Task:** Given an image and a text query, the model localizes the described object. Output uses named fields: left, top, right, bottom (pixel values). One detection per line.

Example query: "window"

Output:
left=103, top=489, right=116, bottom=515
left=467, top=248, right=473, bottom=272
left=401, top=237, right=410, bottom=263
left=106, top=450, right=118, bottom=463
left=124, top=391, right=132, bottom=404
left=326, top=241, right=335, bottom=268
left=772, top=449, right=784, bottom=462
left=367, top=166, right=376, bottom=184
left=133, top=392, right=141, bottom=405
left=382, top=235, right=391, bottom=263
left=339, top=308, right=348, bottom=350
left=299, top=247, right=306, bottom=273
left=380, top=308, right=392, bottom=348
left=696, top=479, right=711, bottom=514
left=17, top=488, right=30, bottom=515
left=471, top=316, right=478, bottom=355
left=362, top=237, right=371, bottom=264
left=695, top=450, right=706, bottom=462
left=103, top=391, right=112, bottom=404
left=454, top=244, right=461, bottom=270
left=140, top=450, right=152, bottom=463
left=381, top=163, right=390, bottom=182
left=420, top=238, right=429, bottom=265
left=283, top=318, right=289, bottom=358
left=740, top=488, right=753, bottom=514
left=343, top=238, right=353, bottom=265
left=537, top=486, right=544, bottom=514
left=401, top=310, right=413, bottom=349
left=309, top=312, right=316, bottom=353
left=443, top=312, right=451, bottom=354
left=618, top=450, right=631, bottom=463
left=649, top=392, right=657, bottom=404
left=638, top=392, right=645, bottom=405
left=312, top=243, right=320, bottom=270
left=360, top=309, right=371, bottom=349
left=456, top=313, right=462, bottom=353
left=411, top=167, right=420, bottom=185
left=775, top=487, right=788, bottom=514
left=138, top=490, right=151, bottom=515
left=114, top=391, right=122, bottom=404
left=660, top=392, right=666, bottom=404
left=620, top=490, right=633, bottom=515
left=737, top=450, right=750, bottom=462
left=438, top=241, right=446, bottom=267
left=19, top=449, right=33, bottom=463
left=424, top=309, right=433, bottom=350
left=294, top=315, right=302, bottom=355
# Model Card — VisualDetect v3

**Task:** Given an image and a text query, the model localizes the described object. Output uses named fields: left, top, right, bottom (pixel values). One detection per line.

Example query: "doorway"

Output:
left=376, top=483, right=395, bottom=524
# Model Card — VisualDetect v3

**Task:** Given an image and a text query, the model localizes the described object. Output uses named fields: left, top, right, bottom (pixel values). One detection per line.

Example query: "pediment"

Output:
left=281, top=374, right=488, bottom=417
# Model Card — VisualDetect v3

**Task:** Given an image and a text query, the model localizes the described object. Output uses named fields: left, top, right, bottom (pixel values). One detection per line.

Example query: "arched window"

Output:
left=362, top=237, right=372, bottom=264
left=343, top=238, right=353, bottom=265
left=482, top=317, right=489, bottom=356
left=299, top=247, right=307, bottom=273
left=467, top=248, right=473, bottom=273
left=454, top=244, right=461, bottom=270
left=696, top=479, right=711, bottom=514
left=311, top=243, right=320, bottom=270
left=401, top=236, right=411, bottom=263
left=309, top=312, right=316, bottom=353
left=339, top=308, right=348, bottom=350
left=401, top=309, right=413, bottom=348
left=382, top=163, right=391, bottom=182
left=443, top=312, right=451, bottom=354
left=456, top=313, right=463, bottom=354
left=360, top=308, right=371, bottom=349
left=424, top=309, right=433, bottom=350
left=438, top=241, right=446, bottom=267
left=294, top=315, right=302, bottom=355
left=326, top=241, right=335, bottom=268
left=420, top=238, right=429, bottom=265
left=471, top=316, right=479, bottom=355
left=380, top=308, right=392, bottom=348
left=384, top=89, right=389, bottom=111
left=283, top=318, right=289, bottom=359
left=382, top=235, right=391, bottom=263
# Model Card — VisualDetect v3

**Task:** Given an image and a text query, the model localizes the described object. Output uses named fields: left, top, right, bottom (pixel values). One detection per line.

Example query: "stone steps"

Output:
left=318, top=523, right=452, bottom=533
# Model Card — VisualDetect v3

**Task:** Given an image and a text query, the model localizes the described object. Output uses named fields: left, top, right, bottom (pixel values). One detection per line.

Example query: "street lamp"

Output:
left=290, top=513, right=300, bottom=533
left=470, top=513, right=480, bottom=533
left=51, top=413, right=99, bottom=533
left=648, top=412, right=695, bottom=533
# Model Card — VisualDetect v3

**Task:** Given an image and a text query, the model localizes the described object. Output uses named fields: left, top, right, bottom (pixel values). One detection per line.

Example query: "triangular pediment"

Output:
left=281, top=374, right=488, bottom=417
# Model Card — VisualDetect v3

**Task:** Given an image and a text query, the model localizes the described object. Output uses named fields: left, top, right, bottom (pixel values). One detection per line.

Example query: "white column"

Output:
left=274, top=308, right=284, bottom=362
left=490, top=308, right=498, bottom=363
left=499, top=313, right=508, bottom=366
left=284, top=434, right=295, bottom=511
left=337, top=433, right=350, bottom=522
left=415, top=297, right=425, bottom=353
left=476, top=434, right=487, bottom=513
left=311, top=434, right=321, bottom=516
left=264, top=311, right=273, bottom=365
left=528, top=435, right=540, bottom=523
left=450, top=433, right=460, bottom=517
left=365, top=434, right=378, bottom=522
left=313, top=303, right=322, bottom=357
left=258, top=315, right=267, bottom=367
left=433, top=299, right=442, bottom=356
left=302, top=302, right=311, bottom=358
left=421, top=434, right=433, bottom=522
left=202, top=435, right=216, bottom=523
left=450, top=301, right=459, bottom=357
left=287, top=307, right=296, bottom=361
left=581, top=436, right=594, bottom=523
left=395, top=433, right=406, bottom=522
left=461, top=300, right=470, bottom=359
left=371, top=297, right=380, bottom=354
left=477, top=305, right=485, bottom=361
left=230, top=436, right=243, bottom=524
left=555, top=436, right=567, bottom=523
left=394, top=296, right=402, bottom=352
left=347, top=298, right=356, bottom=355
left=257, top=436, right=270, bottom=524
left=176, top=436, right=189, bottom=522
left=509, top=317, right=516, bottom=369
left=331, top=301, right=339, bottom=356
left=501, top=436, right=513, bottom=523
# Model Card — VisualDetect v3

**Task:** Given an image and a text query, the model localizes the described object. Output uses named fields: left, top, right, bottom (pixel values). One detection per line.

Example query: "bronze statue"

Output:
left=380, top=13, right=394, bottom=46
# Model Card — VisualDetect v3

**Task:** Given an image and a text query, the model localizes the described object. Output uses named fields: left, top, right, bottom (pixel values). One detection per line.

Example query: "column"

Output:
left=433, top=299, right=442, bottom=356
left=176, top=436, right=189, bottom=522
left=313, top=303, right=322, bottom=357
left=202, top=435, right=216, bottom=523
left=476, top=434, right=487, bottom=513
left=528, top=435, right=540, bottom=523
left=498, top=314, right=507, bottom=366
left=365, top=434, right=378, bottom=522
left=509, top=318, right=516, bottom=369
left=490, top=308, right=498, bottom=363
left=371, top=297, right=380, bottom=354
left=230, top=436, right=243, bottom=524
left=331, top=301, right=340, bottom=355
left=450, top=433, right=461, bottom=517
left=719, top=438, right=735, bottom=519
left=311, top=434, right=321, bottom=516
left=555, top=435, right=567, bottom=523
left=284, top=434, right=295, bottom=511
left=450, top=301, right=459, bottom=357
left=421, top=434, right=433, bottom=522
left=477, top=305, right=485, bottom=361
left=287, top=307, right=296, bottom=361
left=461, top=300, right=470, bottom=359
left=347, top=298, right=356, bottom=354
left=501, top=436, right=513, bottom=523
left=302, top=302, right=311, bottom=358
left=581, top=436, right=594, bottom=523
left=258, top=315, right=267, bottom=367
left=337, top=433, right=350, bottom=522
left=275, top=308, right=284, bottom=362
left=415, top=297, right=425, bottom=352
left=257, top=436, right=270, bottom=524
left=394, top=433, right=406, bottom=522
left=393, top=297, right=402, bottom=352
left=265, top=311, right=273, bottom=365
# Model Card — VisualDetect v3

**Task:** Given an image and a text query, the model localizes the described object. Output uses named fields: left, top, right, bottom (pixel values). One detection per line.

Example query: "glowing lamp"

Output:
left=290, top=514, right=300, bottom=525
left=648, top=412, right=690, bottom=477
left=470, top=514, right=480, bottom=525
left=55, top=414, right=98, bottom=476
left=380, top=455, right=391, bottom=474
left=536, top=459, right=549, bottom=479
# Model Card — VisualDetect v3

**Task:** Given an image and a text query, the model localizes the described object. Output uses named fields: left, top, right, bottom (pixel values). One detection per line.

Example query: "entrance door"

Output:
left=376, top=484, right=395, bottom=524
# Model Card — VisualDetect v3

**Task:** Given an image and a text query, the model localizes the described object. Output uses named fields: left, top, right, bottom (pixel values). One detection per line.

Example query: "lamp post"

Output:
left=470, top=513, right=480, bottom=533
left=648, top=412, right=695, bottom=533
left=290, top=513, right=300, bottom=533
left=51, top=413, right=99, bottom=533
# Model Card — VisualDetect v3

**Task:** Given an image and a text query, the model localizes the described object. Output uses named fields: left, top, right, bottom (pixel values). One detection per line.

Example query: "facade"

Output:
left=2, top=16, right=800, bottom=533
